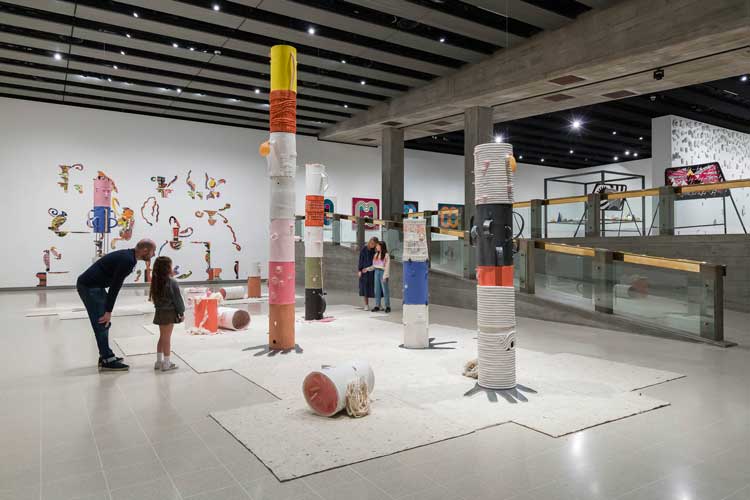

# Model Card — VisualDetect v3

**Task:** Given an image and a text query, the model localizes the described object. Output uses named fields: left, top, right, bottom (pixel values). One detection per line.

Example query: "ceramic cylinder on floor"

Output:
left=219, top=286, right=245, bottom=300
left=474, top=142, right=517, bottom=390
left=302, top=360, right=374, bottom=417
left=266, top=44, right=298, bottom=350
left=217, top=307, right=251, bottom=330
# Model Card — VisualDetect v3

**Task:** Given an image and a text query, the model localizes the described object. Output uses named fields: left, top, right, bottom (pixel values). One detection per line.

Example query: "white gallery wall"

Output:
left=0, top=97, right=657, bottom=288
left=652, top=115, right=750, bottom=234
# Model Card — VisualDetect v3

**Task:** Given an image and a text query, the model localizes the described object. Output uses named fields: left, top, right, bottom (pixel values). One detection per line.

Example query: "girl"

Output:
left=358, top=237, right=378, bottom=310
left=371, top=240, right=391, bottom=313
left=149, top=256, right=184, bottom=371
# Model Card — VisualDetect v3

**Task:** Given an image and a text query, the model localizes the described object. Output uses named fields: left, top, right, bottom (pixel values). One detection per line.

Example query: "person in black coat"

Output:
left=358, top=236, right=378, bottom=310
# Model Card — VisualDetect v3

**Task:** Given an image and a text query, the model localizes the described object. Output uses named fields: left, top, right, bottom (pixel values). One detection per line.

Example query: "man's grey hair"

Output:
left=135, top=239, right=156, bottom=251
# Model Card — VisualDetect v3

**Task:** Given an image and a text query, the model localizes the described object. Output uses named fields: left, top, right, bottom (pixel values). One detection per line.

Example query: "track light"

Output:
left=571, top=119, right=582, bottom=129
left=213, top=4, right=220, bottom=11
left=176, top=88, right=182, bottom=93
left=613, top=156, right=619, bottom=161
left=341, top=59, right=346, bottom=64
left=741, top=75, right=748, bottom=82
left=133, top=12, right=139, bottom=18
left=360, top=80, right=366, bottom=85
left=540, top=158, right=545, bottom=163
left=53, top=53, right=62, bottom=61
left=439, top=37, right=445, bottom=43
left=189, top=47, right=195, bottom=51
left=254, top=89, right=260, bottom=94
left=308, top=27, right=316, bottom=35
left=634, top=153, right=639, bottom=157
left=125, top=33, right=131, bottom=38
left=120, top=50, right=125, bottom=55
left=625, top=150, right=630, bottom=156
left=343, top=104, right=348, bottom=108
left=639, top=136, right=643, bottom=140
left=569, top=149, right=574, bottom=154
left=172, top=43, right=178, bottom=48
left=519, top=155, right=523, bottom=159
left=113, top=65, right=118, bottom=69
left=612, top=131, right=617, bottom=135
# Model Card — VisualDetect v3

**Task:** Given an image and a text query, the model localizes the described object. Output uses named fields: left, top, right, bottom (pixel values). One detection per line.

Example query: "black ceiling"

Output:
left=0, top=0, right=603, bottom=135
left=406, top=76, right=750, bottom=169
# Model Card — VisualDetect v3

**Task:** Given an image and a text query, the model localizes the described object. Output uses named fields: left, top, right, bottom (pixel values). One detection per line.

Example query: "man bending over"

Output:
left=77, top=239, right=156, bottom=371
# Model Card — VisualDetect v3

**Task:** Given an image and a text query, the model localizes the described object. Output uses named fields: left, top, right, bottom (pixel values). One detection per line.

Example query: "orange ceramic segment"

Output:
left=269, top=303, right=296, bottom=350
left=247, top=276, right=261, bottom=298
left=477, top=266, right=514, bottom=286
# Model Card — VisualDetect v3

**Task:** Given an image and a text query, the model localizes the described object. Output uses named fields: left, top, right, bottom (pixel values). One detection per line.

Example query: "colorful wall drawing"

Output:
left=234, top=260, right=239, bottom=279
left=48, top=208, right=68, bottom=236
left=404, top=200, right=419, bottom=214
left=166, top=215, right=194, bottom=251
left=74, top=184, right=83, bottom=194
left=665, top=162, right=727, bottom=200
left=191, top=241, right=220, bottom=280
left=151, top=175, right=178, bottom=198
left=437, top=203, right=464, bottom=230
left=205, top=173, right=226, bottom=199
left=352, top=197, right=379, bottom=229
left=110, top=199, right=135, bottom=249
left=57, top=163, right=83, bottom=193
left=186, top=170, right=203, bottom=199
left=323, top=197, right=336, bottom=227
left=140, top=196, right=160, bottom=226
left=195, top=204, right=240, bottom=251
left=134, top=269, right=142, bottom=282
left=37, top=246, right=68, bottom=287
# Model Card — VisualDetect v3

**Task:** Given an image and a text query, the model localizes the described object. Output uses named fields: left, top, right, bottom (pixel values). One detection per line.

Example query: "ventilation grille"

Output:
left=549, top=75, right=586, bottom=85
left=602, top=90, right=637, bottom=99
left=544, top=94, right=575, bottom=102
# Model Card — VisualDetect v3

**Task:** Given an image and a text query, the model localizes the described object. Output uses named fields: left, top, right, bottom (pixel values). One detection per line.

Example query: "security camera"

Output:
left=653, top=69, right=664, bottom=81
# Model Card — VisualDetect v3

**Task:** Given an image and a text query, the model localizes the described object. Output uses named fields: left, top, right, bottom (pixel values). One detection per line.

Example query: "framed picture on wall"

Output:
left=352, top=197, right=379, bottom=229
left=323, top=196, right=336, bottom=228
left=665, top=162, right=727, bottom=200
left=404, top=200, right=419, bottom=214
left=437, top=203, right=464, bottom=229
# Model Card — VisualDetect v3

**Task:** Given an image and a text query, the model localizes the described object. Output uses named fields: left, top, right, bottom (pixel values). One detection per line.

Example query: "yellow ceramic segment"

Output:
left=270, top=45, right=297, bottom=92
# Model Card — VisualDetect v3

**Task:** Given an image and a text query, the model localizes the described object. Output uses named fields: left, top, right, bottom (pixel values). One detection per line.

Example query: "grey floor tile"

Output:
left=302, top=466, right=362, bottom=492
left=310, top=478, right=392, bottom=500
left=172, top=465, right=238, bottom=498
left=40, top=470, right=108, bottom=500
left=109, top=477, right=181, bottom=500
left=441, top=474, right=523, bottom=500
left=350, top=455, right=404, bottom=477
left=726, top=486, right=750, bottom=500
left=41, top=453, right=101, bottom=484
left=240, top=476, right=318, bottom=500
left=105, top=461, right=168, bottom=492
left=99, top=444, right=159, bottom=471
left=366, top=465, right=439, bottom=498
left=185, top=484, right=252, bottom=500
left=221, top=453, right=274, bottom=484
left=161, top=448, right=221, bottom=477
left=616, top=476, right=735, bottom=500
left=398, top=484, right=464, bottom=500
left=0, top=485, right=40, bottom=500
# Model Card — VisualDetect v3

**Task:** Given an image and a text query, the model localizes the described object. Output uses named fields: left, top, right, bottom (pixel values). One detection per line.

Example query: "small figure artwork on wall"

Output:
left=140, top=196, right=160, bottom=226
left=110, top=199, right=135, bottom=249
left=404, top=200, right=419, bottom=214
left=234, top=260, right=239, bottom=279
left=323, top=197, right=336, bottom=227
left=151, top=175, right=178, bottom=198
left=57, top=163, right=83, bottom=193
left=166, top=215, right=194, bottom=251
left=352, top=197, right=379, bottom=229
left=186, top=170, right=203, bottom=199
left=437, top=203, right=464, bottom=230
left=74, top=184, right=83, bottom=194
left=205, top=173, right=226, bottom=199
left=48, top=208, right=68, bottom=236
left=192, top=241, right=221, bottom=280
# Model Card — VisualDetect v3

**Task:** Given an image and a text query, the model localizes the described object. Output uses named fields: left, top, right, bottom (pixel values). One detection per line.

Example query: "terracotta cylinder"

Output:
left=247, top=277, right=261, bottom=298
left=194, top=297, right=219, bottom=334
left=217, top=307, right=251, bottom=330
left=269, top=303, right=295, bottom=349
left=302, top=360, right=374, bottom=417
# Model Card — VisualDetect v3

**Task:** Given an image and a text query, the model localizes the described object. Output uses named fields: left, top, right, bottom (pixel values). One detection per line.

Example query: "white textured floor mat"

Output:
left=212, top=395, right=471, bottom=481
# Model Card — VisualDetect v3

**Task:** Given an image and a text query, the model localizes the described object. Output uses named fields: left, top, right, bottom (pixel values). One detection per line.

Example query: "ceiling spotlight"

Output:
left=634, top=153, right=639, bottom=157
left=612, top=131, right=617, bottom=135
left=519, top=155, right=523, bottom=159
left=120, top=50, right=126, bottom=55
left=214, top=49, right=222, bottom=55
left=53, top=53, right=62, bottom=61
left=308, top=26, right=316, bottom=35
left=614, top=156, right=619, bottom=161
left=113, top=65, right=118, bottom=69
left=569, top=149, right=574, bottom=154
left=125, top=33, right=131, bottom=38
left=571, top=119, right=582, bottom=129
left=494, top=135, right=503, bottom=143
left=197, top=93, right=204, bottom=96
left=360, top=80, right=366, bottom=85
left=133, top=11, right=139, bottom=18
left=172, top=43, right=179, bottom=48
left=341, top=59, right=346, bottom=64
left=639, top=136, right=644, bottom=140
left=254, top=88, right=260, bottom=94
left=625, top=150, right=630, bottom=156
left=212, top=4, right=220, bottom=11
left=230, top=98, right=238, bottom=102
left=439, top=37, right=445, bottom=43
left=107, top=77, right=112, bottom=82
left=176, top=88, right=182, bottom=93
left=343, top=104, right=348, bottom=108
left=741, top=75, right=748, bottom=82
left=189, top=47, right=195, bottom=51
left=540, top=158, right=545, bottom=163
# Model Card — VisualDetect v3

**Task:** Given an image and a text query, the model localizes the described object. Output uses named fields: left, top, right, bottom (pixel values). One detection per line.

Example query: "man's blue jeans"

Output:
left=76, top=284, right=116, bottom=362
left=374, top=269, right=390, bottom=308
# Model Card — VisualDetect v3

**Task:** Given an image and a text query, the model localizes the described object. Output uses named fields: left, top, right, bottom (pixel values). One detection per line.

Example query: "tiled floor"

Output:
left=1, top=288, right=749, bottom=500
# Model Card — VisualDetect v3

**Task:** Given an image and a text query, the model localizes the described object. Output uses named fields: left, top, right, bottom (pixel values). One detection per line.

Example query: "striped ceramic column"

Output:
left=304, top=163, right=327, bottom=320
left=402, top=217, right=429, bottom=348
left=267, top=45, right=297, bottom=350
left=474, top=142, right=517, bottom=389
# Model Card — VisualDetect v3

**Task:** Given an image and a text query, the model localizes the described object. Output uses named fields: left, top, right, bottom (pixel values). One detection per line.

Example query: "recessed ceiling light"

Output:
left=197, top=93, right=204, bottom=96
left=639, top=136, right=643, bottom=140
left=741, top=75, right=748, bottom=82
left=125, top=33, right=131, bottom=38
left=614, top=156, right=619, bottom=161
left=53, top=53, right=62, bottom=61
left=212, top=4, right=220, bottom=11
left=172, top=43, right=179, bottom=48
left=230, top=98, right=238, bottom=102
left=254, top=89, right=260, bottom=94
left=113, top=65, right=118, bottom=69
left=360, top=80, right=366, bottom=85
left=308, top=27, right=316, bottom=35
left=107, top=77, right=112, bottom=82
left=494, top=135, right=503, bottom=143
left=341, top=59, right=346, bottom=64
left=540, top=158, right=545, bottom=163
left=612, top=131, right=617, bottom=135
left=176, top=88, right=182, bottom=93
left=625, top=150, right=630, bottom=156
left=343, top=104, right=348, bottom=108
left=634, top=153, right=639, bottom=157
left=571, top=119, right=582, bottom=129
left=120, top=50, right=125, bottom=55
left=132, top=12, right=139, bottom=18
left=569, top=149, right=574, bottom=154
left=189, top=47, right=195, bottom=51
left=519, top=155, right=523, bottom=159
left=439, top=37, right=445, bottom=43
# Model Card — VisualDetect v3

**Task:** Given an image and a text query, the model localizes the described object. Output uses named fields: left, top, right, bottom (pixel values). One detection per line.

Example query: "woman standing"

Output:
left=371, top=240, right=391, bottom=313
left=358, top=236, right=378, bottom=310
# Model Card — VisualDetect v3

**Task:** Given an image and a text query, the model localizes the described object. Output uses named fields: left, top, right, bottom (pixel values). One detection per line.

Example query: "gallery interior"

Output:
left=1, top=0, right=750, bottom=499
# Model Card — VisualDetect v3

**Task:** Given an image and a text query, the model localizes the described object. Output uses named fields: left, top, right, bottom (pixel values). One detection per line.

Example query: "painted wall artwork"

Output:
left=323, top=197, right=336, bottom=227
left=592, top=183, right=627, bottom=211
left=352, top=197, right=379, bottom=229
left=57, top=163, right=84, bottom=193
left=665, top=162, right=727, bottom=200
left=404, top=200, right=419, bottom=214
left=437, top=203, right=464, bottom=230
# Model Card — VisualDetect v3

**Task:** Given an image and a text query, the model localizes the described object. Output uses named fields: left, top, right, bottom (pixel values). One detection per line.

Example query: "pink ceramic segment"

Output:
left=269, top=218, right=295, bottom=262
left=268, top=261, right=295, bottom=304
left=93, top=178, right=112, bottom=207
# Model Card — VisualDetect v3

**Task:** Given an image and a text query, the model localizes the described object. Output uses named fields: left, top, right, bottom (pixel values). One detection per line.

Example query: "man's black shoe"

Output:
left=99, top=360, right=129, bottom=372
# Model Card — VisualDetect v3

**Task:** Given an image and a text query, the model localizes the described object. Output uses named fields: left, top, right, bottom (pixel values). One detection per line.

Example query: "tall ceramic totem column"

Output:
left=90, top=174, right=116, bottom=259
left=402, top=217, right=429, bottom=348
left=473, top=142, right=517, bottom=389
left=305, top=163, right=327, bottom=320
left=266, top=45, right=298, bottom=350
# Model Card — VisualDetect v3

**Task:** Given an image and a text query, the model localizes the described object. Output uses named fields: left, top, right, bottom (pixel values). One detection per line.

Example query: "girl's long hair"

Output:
left=149, top=256, right=172, bottom=302
left=374, top=240, right=388, bottom=259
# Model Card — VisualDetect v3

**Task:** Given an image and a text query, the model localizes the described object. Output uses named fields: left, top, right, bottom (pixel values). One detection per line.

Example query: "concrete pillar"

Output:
left=585, top=193, right=602, bottom=237
left=699, top=263, right=725, bottom=342
left=593, top=249, right=614, bottom=314
left=658, top=186, right=676, bottom=236
left=463, top=106, right=493, bottom=279
left=381, top=127, right=404, bottom=222
left=530, top=199, right=544, bottom=239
